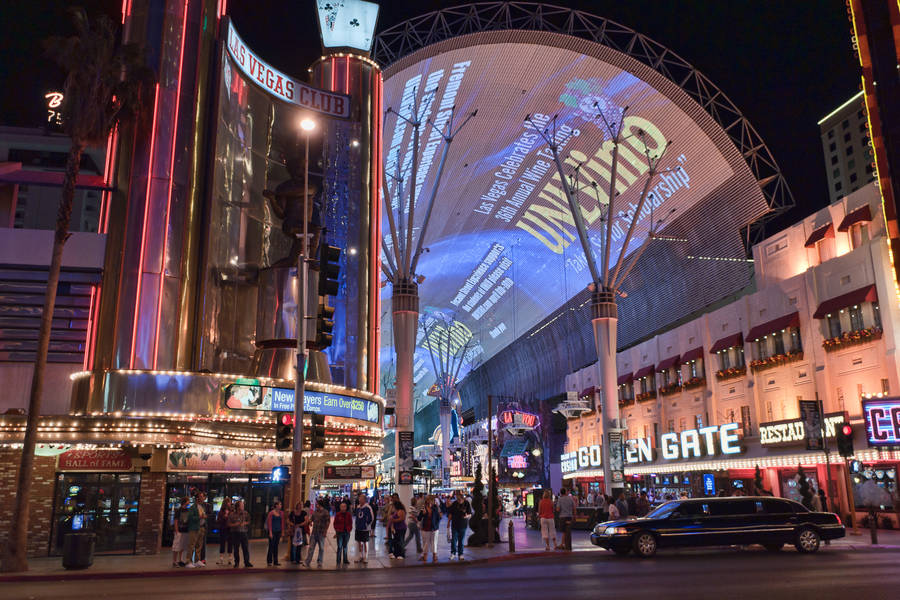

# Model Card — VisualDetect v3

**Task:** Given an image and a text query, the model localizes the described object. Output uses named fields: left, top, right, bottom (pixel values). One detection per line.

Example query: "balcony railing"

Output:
left=822, top=326, right=883, bottom=352
left=715, top=366, right=747, bottom=381
left=749, top=350, right=804, bottom=373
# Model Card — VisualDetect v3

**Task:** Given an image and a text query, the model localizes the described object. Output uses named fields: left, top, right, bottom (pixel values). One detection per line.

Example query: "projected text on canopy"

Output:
left=381, top=41, right=743, bottom=392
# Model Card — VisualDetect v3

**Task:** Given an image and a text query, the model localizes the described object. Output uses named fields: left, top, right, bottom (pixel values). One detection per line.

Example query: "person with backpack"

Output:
left=216, top=496, right=232, bottom=566
left=353, top=492, right=374, bottom=564
left=172, top=497, right=189, bottom=567
left=333, top=500, right=353, bottom=565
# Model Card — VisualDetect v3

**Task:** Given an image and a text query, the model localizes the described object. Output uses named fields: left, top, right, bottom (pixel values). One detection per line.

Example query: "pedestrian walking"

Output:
left=635, top=491, right=650, bottom=517
left=447, top=490, right=472, bottom=561
left=615, top=492, right=629, bottom=519
left=353, top=492, right=375, bottom=564
left=228, top=499, right=252, bottom=567
left=538, top=489, right=556, bottom=551
left=265, top=500, right=284, bottom=566
left=333, top=500, right=352, bottom=565
left=404, top=495, right=423, bottom=554
left=304, top=501, right=330, bottom=568
left=172, top=497, right=189, bottom=567
left=418, top=495, right=440, bottom=563
left=216, top=496, right=232, bottom=566
left=555, top=488, right=575, bottom=550
left=288, top=501, right=307, bottom=563
left=388, top=500, right=407, bottom=559
left=607, top=495, right=620, bottom=520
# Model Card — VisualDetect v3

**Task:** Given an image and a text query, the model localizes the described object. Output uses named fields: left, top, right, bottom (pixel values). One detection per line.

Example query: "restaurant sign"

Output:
left=58, top=449, right=132, bottom=472
left=759, top=412, right=847, bottom=447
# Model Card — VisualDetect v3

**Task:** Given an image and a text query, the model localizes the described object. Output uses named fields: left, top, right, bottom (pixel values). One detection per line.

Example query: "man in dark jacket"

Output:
left=447, top=491, right=472, bottom=561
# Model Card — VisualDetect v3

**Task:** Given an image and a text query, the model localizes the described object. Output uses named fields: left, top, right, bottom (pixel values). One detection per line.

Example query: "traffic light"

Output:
left=836, top=423, right=855, bottom=458
left=318, top=244, right=341, bottom=297
left=315, top=301, right=335, bottom=348
left=275, top=413, right=294, bottom=451
left=310, top=413, right=326, bottom=449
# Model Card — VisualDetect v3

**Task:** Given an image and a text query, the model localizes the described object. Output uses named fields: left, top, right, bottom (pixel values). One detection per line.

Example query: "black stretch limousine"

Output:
left=591, top=497, right=845, bottom=558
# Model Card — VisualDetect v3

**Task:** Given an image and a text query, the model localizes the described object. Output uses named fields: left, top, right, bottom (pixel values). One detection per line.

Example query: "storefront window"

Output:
left=52, top=473, right=141, bottom=555
left=850, top=464, right=897, bottom=510
left=779, top=469, right=820, bottom=506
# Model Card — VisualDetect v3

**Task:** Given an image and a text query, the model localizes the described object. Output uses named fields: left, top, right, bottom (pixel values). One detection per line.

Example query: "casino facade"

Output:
left=0, top=0, right=385, bottom=557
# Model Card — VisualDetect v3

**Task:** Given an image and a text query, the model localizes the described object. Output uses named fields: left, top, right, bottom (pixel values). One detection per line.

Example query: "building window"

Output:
left=828, top=130, right=835, bottom=139
left=832, top=168, right=840, bottom=178
left=755, top=338, right=769, bottom=361
left=849, top=222, right=869, bottom=249
left=882, top=379, right=891, bottom=395
left=874, top=303, right=882, bottom=328
left=773, top=332, right=785, bottom=356
left=829, top=142, right=837, bottom=152
left=827, top=314, right=842, bottom=338
left=846, top=146, right=854, bottom=156
left=695, top=414, right=703, bottom=429
left=689, top=359, right=703, bottom=379
left=849, top=173, right=858, bottom=183
left=859, top=123, right=867, bottom=133
left=789, top=328, right=802, bottom=353
left=667, top=419, right=675, bottom=433
left=834, top=181, right=842, bottom=191
left=817, top=237, right=835, bottom=262
left=842, top=119, right=850, bottom=129
left=831, top=155, right=838, bottom=165
left=719, top=350, right=732, bottom=370
left=849, top=304, right=864, bottom=331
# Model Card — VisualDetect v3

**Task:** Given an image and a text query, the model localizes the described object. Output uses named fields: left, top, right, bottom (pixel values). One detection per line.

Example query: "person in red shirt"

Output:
left=333, top=501, right=353, bottom=565
left=538, top=489, right=557, bottom=551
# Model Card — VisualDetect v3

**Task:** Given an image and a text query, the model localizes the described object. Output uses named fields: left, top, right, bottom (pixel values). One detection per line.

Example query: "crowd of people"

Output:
left=170, top=488, right=482, bottom=569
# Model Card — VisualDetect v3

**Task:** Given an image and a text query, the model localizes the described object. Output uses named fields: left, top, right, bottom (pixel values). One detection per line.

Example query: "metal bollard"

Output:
left=508, top=519, right=515, bottom=553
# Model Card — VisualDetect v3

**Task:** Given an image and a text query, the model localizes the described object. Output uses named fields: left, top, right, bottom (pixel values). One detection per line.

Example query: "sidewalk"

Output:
left=0, top=517, right=594, bottom=582
left=4, top=518, right=898, bottom=583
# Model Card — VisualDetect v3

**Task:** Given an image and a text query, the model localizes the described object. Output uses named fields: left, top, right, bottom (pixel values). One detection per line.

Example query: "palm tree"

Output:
left=1, top=8, right=147, bottom=573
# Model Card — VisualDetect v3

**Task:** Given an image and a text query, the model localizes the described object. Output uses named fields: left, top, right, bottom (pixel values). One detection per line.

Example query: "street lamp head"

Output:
left=300, top=118, right=316, bottom=132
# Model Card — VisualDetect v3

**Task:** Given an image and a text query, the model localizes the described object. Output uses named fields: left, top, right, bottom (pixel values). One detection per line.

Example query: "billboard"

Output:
left=381, top=37, right=768, bottom=391
left=223, top=383, right=380, bottom=423
left=862, top=397, right=900, bottom=446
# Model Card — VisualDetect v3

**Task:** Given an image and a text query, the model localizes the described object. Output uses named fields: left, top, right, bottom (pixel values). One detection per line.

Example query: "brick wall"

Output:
left=135, top=469, right=165, bottom=555
left=0, top=450, right=58, bottom=557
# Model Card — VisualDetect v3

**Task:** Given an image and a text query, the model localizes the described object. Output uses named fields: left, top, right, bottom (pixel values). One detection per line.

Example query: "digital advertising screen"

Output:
left=381, top=35, right=768, bottom=396
left=223, top=383, right=380, bottom=423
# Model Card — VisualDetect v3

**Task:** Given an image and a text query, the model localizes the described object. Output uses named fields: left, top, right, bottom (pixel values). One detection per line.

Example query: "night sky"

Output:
left=0, top=0, right=860, bottom=227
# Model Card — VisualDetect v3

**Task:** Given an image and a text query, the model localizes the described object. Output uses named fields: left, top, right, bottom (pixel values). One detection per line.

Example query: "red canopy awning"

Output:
left=838, top=204, right=873, bottom=232
left=813, top=284, right=878, bottom=319
left=633, top=365, right=655, bottom=379
left=580, top=387, right=595, bottom=398
left=804, top=223, right=834, bottom=248
left=617, top=372, right=633, bottom=386
left=681, top=347, right=704, bottom=362
left=710, top=332, right=743, bottom=354
left=657, top=355, right=681, bottom=371
left=746, top=312, right=800, bottom=341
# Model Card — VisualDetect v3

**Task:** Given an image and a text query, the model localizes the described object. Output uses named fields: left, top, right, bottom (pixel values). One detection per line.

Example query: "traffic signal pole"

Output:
left=817, top=396, right=836, bottom=514
left=291, top=130, right=312, bottom=510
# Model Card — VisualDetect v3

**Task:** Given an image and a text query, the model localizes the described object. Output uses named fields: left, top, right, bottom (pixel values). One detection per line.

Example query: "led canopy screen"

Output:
left=381, top=36, right=768, bottom=392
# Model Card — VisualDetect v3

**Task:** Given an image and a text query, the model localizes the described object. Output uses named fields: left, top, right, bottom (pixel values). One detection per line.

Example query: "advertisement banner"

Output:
left=398, top=431, right=414, bottom=485
left=799, top=400, right=824, bottom=451
left=861, top=396, right=900, bottom=446
left=223, top=383, right=380, bottom=423
left=323, top=465, right=376, bottom=480
left=607, top=431, right=625, bottom=483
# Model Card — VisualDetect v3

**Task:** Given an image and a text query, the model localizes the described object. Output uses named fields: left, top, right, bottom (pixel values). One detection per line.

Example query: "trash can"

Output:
left=62, top=532, right=96, bottom=570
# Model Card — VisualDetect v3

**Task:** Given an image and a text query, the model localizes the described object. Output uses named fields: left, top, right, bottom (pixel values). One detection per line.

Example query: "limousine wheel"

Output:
left=632, top=531, right=658, bottom=558
left=794, top=527, right=821, bottom=553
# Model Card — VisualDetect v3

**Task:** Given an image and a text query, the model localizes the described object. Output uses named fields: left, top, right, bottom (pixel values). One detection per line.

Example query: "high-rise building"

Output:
left=818, top=92, right=876, bottom=203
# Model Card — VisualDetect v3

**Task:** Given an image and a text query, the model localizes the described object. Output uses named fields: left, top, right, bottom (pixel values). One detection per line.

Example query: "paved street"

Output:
left=8, top=546, right=899, bottom=600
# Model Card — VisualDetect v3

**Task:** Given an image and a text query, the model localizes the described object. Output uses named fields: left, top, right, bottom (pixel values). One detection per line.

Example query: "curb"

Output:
left=0, top=549, right=595, bottom=583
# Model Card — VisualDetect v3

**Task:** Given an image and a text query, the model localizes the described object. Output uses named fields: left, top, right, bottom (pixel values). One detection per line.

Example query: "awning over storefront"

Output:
left=656, top=355, right=681, bottom=371
left=633, top=365, right=655, bottom=379
left=812, top=284, right=878, bottom=319
left=804, top=223, right=834, bottom=248
left=838, top=204, right=872, bottom=231
left=709, top=332, right=743, bottom=353
left=681, top=347, right=704, bottom=362
left=617, top=372, right=633, bottom=385
left=746, top=312, right=800, bottom=341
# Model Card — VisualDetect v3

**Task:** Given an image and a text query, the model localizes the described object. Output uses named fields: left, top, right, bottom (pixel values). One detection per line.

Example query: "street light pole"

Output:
left=291, top=117, right=316, bottom=509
